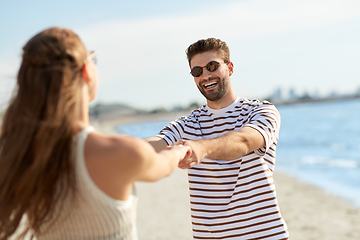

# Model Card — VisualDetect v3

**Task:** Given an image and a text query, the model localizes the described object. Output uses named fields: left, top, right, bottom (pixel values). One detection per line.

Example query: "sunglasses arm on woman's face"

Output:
left=86, top=51, right=97, bottom=65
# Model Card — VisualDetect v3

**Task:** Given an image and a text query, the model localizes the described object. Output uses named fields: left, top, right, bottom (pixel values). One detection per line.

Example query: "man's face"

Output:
left=190, top=51, right=233, bottom=102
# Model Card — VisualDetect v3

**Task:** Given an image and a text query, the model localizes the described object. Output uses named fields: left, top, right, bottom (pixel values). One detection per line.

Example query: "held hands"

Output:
left=168, top=144, right=192, bottom=165
left=171, top=140, right=206, bottom=169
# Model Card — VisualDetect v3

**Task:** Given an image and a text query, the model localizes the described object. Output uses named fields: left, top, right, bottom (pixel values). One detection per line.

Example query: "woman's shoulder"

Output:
left=86, top=131, right=149, bottom=160
left=84, top=131, right=155, bottom=174
left=83, top=132, right=148, bottom=199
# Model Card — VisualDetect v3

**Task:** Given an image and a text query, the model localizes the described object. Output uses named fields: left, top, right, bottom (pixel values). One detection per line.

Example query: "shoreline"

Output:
left=90, top=112, right=360, bottom=240
left=274, top=170, right=360, bottom=240
left=90, top=110, right=191, bottom=136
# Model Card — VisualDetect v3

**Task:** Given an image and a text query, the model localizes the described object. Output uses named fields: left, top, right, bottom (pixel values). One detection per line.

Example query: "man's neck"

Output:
left=206, top=91, right=237, bottom=109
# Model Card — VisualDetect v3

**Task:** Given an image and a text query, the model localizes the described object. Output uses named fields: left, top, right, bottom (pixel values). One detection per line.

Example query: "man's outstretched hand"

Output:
left=172, top=140, right=206, bottom=169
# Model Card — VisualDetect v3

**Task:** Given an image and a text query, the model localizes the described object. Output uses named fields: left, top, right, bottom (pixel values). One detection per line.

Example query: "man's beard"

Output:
left=197, top=77, right=229, bottom=102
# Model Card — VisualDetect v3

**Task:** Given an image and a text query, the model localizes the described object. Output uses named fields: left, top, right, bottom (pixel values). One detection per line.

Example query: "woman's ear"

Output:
left=81, top=63, right=91, bottom=83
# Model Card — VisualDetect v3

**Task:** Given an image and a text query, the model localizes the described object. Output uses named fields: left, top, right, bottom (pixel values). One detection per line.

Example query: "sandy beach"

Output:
left=91, top=112, right=360, bottom=240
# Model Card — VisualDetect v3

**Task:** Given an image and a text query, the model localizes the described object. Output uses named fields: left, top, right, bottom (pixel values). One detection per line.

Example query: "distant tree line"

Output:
left=89, top=101, right=203, bottom=117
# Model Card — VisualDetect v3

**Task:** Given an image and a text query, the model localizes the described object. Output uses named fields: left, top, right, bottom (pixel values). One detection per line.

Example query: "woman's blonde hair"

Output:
left=0, top=27, right=87, bottom=239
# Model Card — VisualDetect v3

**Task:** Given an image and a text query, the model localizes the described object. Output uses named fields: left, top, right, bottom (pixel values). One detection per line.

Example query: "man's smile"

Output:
left=203, top=80, right=219, bottom=90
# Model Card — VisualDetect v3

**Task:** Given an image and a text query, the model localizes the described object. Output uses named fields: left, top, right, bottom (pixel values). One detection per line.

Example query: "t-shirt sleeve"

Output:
left=156, top=117, right=186, bottom=146
left=244, top=102, right=281, bottom=156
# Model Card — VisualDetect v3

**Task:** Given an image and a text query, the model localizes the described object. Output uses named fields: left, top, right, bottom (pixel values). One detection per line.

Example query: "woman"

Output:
left=0, top=27, right=190, bottom=240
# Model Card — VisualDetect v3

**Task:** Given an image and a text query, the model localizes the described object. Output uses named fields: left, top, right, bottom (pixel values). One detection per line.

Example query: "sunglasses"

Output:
left=87, top=51, right=98, bottom=65
left=190, top=61, right=223, bottom=77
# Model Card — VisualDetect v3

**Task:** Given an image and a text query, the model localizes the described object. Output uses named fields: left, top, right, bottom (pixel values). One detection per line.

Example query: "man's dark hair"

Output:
left=186, top=38, right=230, bottom=66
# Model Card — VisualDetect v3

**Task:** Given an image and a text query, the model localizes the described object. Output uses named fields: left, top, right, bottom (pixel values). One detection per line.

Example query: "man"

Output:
left=147, top=38, right=289, bottom=239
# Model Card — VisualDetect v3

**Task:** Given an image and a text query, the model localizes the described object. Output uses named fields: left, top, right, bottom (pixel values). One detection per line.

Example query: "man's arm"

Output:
left=176, top=126, right=265, bottom=169
left=146, top=136, right=168, bottom=153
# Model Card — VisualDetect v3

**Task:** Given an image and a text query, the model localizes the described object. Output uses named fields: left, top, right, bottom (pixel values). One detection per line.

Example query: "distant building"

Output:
left=313, top=89, right=320, bottom=100
left=288, top=88, right=297, bottom=102
left=355, top=87, right=360, bottom=97
left=299, top=90, right=311, bottom=101
left=272, top=87, right=283, bottom=103
left=328, top=91, right=338, bottom=98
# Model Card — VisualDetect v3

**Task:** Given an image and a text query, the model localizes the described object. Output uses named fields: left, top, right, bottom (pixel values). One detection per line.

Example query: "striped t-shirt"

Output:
left=158, top=97, right=289, bottom=240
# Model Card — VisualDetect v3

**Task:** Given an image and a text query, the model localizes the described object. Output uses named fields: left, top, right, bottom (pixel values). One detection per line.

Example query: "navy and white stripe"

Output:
left=158, top=97, right=288, bottom=240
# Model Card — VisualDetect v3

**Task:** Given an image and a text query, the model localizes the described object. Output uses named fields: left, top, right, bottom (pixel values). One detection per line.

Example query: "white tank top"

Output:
left=37, top=126, right=138, bottom=240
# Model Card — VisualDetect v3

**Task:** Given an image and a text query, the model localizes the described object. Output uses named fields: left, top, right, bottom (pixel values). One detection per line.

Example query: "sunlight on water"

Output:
left=276, top=99, right=360, bottom=206
left=116, top=120, right=170, bottom=139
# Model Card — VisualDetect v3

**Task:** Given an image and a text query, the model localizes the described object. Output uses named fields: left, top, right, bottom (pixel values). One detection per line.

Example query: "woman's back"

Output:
left=37, top=127, right=138, bottom=240
left=0, top=27, right=190, bottom=239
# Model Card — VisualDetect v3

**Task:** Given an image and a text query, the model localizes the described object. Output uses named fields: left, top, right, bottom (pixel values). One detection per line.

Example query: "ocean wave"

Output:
left=300, top=156, right=359, bottom=168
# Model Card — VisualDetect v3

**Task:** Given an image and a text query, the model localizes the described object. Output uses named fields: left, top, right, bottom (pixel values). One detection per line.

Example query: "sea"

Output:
left=116, top=99, right=360, bottom=207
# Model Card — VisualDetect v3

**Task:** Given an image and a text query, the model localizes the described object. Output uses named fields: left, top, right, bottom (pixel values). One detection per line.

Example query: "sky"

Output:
left=0, top=0, right=360, bottom=110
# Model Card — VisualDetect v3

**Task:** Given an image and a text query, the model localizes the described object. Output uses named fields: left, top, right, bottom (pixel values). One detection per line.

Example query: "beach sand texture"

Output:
left=134, top=169, right=360, bottom=240
left=91, top=113, right=360, bottom=240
